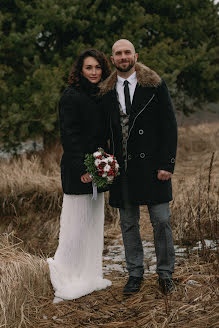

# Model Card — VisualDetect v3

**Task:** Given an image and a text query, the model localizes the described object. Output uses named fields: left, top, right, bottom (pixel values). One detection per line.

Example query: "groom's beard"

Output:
left=114, top=58, right=135, bottom=72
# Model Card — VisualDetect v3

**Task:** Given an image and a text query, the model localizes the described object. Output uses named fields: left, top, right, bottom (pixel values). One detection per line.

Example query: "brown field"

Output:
left=0, top=121, right=218, bottom=328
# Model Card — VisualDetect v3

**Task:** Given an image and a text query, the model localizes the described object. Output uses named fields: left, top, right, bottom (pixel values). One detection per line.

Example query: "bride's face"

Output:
left=82, top=56, right=102, bottom=84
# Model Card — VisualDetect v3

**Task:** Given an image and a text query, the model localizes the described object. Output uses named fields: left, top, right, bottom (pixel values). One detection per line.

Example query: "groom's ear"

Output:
left=135, top=53, right=138, bottom=61
left=110, top=56, right=114, bottom=65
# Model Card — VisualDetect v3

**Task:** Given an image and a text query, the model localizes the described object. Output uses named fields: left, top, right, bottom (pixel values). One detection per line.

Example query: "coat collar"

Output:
left=99, top=62, right=161, bottom=95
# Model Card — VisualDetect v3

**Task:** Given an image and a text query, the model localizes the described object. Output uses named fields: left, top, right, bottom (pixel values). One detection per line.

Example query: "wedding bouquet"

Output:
left=84, top=148, right=120, bottom=189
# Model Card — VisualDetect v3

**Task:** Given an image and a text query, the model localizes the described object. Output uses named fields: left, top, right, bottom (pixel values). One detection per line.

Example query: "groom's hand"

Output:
left=157, top=170, right=172, bottom=181
left=81, top=173, right=92, bottom=183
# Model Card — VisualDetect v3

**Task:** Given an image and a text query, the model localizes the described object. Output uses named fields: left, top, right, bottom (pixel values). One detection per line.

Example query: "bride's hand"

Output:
left=81, top=173, right=92, bottom=183
left=157, top=170, right=172, bottom=181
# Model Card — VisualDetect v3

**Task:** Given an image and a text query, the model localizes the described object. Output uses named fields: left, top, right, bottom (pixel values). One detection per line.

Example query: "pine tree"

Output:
left=0, top=0, right=218, bottom=147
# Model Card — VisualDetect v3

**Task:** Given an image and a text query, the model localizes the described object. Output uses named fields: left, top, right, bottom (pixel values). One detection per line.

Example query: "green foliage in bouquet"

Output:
left=84, top=148, right=120, bottom=189
left=84, top=154, right=109, bottom=189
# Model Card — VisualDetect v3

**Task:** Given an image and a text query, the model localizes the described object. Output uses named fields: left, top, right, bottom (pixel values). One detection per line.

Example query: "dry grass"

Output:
left=0, top=144, right=62, bottom=218
left=0, top=145, right=61, bottom=196
left=170, top=122, right=219, bottom=245
left=0, top=234, right=218, bottom=328
left=0, top=121, right=219, bottom=327
left=171, top=152, right=219, bottom=245
left=0, top=234, right=51, bottom=328
left=176, top=122, right=219, bottom=160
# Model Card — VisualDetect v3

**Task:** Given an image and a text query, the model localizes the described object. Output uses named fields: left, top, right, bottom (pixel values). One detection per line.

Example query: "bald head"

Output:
left=112, top=39, right=136, bottom=55
left=111, top=39, right=138, bottom=77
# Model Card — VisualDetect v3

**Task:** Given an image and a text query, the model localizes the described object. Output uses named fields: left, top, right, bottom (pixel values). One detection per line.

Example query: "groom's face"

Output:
left=111, top=40, right=138, bottom=72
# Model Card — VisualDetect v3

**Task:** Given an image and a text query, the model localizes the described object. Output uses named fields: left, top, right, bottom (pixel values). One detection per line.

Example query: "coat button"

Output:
left=139, top=129, right=144, bottom=135
left=128, top=154, right=132, bottom=160
left=140, top=152, right=145, bottom=158
left=171, top=158, right=175, bottom=163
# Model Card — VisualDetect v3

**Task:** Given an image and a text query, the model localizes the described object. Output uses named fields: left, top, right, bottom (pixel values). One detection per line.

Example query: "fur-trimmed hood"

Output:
left=99, top=62, right=161, bottom=95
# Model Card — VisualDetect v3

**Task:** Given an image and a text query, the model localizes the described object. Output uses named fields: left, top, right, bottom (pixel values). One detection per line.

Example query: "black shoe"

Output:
left=123, top=276, right=143, bottom=295
left=158, top=277, right=175, bottom=294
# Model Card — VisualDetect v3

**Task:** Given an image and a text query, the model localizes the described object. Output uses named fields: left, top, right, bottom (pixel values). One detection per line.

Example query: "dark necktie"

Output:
left=124, top=80, right=131, bottom=115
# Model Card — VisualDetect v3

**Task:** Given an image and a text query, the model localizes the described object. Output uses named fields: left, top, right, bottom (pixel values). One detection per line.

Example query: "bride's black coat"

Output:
left=59, top=78, right=106, bottom=195
left=99, top=63, right=178, bottom=208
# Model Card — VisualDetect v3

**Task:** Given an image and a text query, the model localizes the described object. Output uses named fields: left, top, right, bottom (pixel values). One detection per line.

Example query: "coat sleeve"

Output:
left=59, top=90, right=86, bottom=176
left=157, top=79, right=178, bottom=173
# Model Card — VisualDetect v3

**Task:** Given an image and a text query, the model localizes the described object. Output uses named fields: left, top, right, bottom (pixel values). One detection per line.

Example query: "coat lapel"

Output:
left=109, top=89, right=121, bottom=124
left=131, top=84, right=156, bottom=116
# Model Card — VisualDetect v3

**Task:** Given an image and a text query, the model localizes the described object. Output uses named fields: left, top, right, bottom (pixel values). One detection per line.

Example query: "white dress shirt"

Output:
left=116, top=71, right=137, bottom=114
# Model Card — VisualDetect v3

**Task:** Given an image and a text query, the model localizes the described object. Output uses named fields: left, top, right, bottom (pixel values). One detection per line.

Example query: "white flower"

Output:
left=115, top=163, right=119, bottom=169
left=107, top=157, right=113, bottom=163
left=107, top=176, right=114, bottom=182
left=104, top=164, right=111, bottom=172
left=94, top=159, right=101, bottom=167
left=102, top=173, right=107, bottom=178
left=101, top=158, right=108, bottom=163
left=93, top=151, right=102, bottom=158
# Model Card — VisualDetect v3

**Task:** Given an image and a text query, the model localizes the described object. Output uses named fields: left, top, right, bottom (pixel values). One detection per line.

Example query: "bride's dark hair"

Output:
left=68, top=49, right=111, bottom=86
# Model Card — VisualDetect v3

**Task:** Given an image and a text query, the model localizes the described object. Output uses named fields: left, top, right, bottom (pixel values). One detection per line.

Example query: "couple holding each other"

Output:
left=47, top=39, right=178, bottom=303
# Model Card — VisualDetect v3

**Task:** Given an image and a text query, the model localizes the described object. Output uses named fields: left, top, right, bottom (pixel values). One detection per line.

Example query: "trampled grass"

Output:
left=0, top=233, right=218, bottom=328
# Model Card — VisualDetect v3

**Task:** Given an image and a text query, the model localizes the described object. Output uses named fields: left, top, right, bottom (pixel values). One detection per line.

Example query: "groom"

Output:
left=100, top=39, right=177, bottom=295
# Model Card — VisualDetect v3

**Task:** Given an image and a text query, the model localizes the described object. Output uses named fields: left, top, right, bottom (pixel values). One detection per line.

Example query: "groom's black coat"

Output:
left=99, top=62, right=178, bottom=208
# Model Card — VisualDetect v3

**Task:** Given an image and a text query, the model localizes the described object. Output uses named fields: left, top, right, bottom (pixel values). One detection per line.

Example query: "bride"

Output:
left=47, top=49, right=112, bottom=303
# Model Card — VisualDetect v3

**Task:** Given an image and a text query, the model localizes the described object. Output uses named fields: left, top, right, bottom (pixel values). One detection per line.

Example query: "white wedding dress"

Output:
left=47, top=193, right=111, bottom=303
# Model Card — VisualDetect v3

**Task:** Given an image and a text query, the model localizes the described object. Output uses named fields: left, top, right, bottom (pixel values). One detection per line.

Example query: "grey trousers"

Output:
left=119, top=203, right=175, bottom=278
left=119, top=178, right=175, bottom=278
